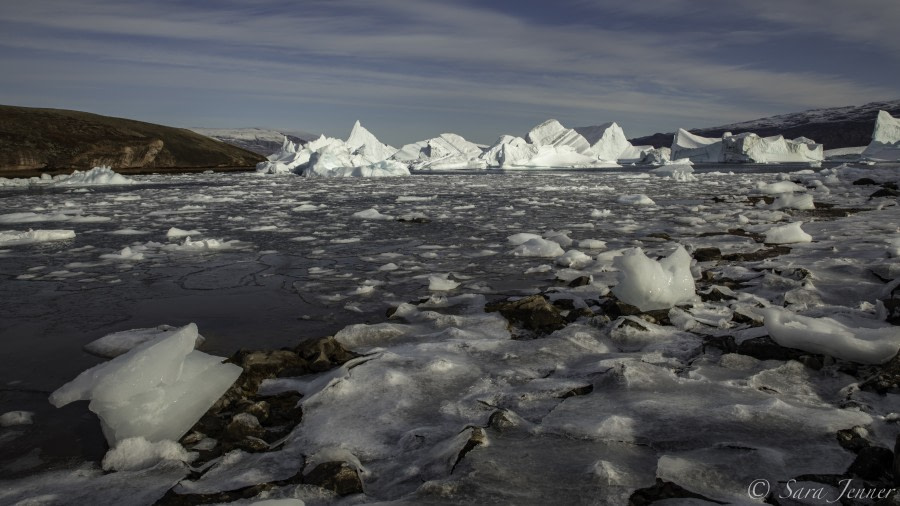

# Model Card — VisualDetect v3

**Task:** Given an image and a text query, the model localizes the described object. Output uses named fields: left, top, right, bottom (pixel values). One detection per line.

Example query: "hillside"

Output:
left=630, top=100, right=900, bottom=149
left=189, top=127, right=317, bottom=156
left=0, top=105, right=265, bottom=173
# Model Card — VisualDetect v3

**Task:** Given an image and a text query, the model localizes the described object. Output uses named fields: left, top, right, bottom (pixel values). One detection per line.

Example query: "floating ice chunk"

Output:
left=556, top=249, right=592, bottom=268
left=51, top=166, right=135, bottom=186
left=100, top=246, right=145, bottom=261
left=50, top=323, right=242, bottom=445
left=0, top=411, right=34, bottom=426
left=591, top=209, right=611, bottom=218
left=352, top=208, right=393, bottom=220
left=770, top=192, right=814, bottom=210
left=428, top=274, right=460, bottom=291
left=764, top=222, right=812, bottom=244
left=507, top=232, right=543, bottom=245
left=166, top=227, right=201, bottom=238
left=0, top=229, right=75, bottom=246
left=84, top=324, right=206, bottom=358
left=756, top=181, right=805, bottom=194
left=101, top=437, right=194, bottom=472
left=578, top=239, right=607, bottom=250
left=617, top=194, right=656, bottom=206
left=511, top=237, right=565, bottom=258
left=763, top=308, right=900, bottom=364
left=612, top=245, right=697, bottom=311
left=649, top=164, right=697, bottom=182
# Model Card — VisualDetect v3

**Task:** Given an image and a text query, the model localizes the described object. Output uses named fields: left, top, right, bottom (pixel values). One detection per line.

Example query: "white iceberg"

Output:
left=527, top=119, right=593, bottom=154
left=611, top=245, right=697, bottom=311
left=672, top=129, right=823, bottom=163
left=257, top=121, right=404, bottom=177
left=649, top=163, right=696, bottom=182
left=763, top=308, right=900, bottom=364
left=393, top=133, right=486, bottom=170
left=511, top=237, right=565, bottom=257
left=861, top=110, right=900, bottom=161
left=671, top=129, right=724, bottom=163
left=50, top=323, right=242, bottom=446
left=574, top=122, right=637, bottom=162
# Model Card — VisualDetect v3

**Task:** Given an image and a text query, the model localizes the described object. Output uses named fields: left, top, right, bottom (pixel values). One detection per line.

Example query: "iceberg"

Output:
left=0, top=229, right=75, bottom=246
left=611, top=245, right=697, bottom=311
left=861, top=110, right=900, bottom=161
left=50, top=166, right=135, bottom=186
left=574, top=122, right=636, bottom=162
left=256, top=121, right=403, bottom=177
left=527, top=119, right=593, bottom=154
left=672, top=129, right=823, bottom=163
left=393, top=133, right=486, bottom=170
left=50, top=323, right=242, bottom=446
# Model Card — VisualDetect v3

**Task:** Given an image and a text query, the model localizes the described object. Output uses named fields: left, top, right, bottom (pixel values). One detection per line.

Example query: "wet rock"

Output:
left=847, top=446, right=894, bottom=481
left=703, top=335, right=738, bottom=354
left=871, top=188, right=900, bottom=198
left=853, top=177, right=879, bottom=186
left=884, top=298, right=900, bottom=325
left=567, top=275, right=592, bottom=287
left=837, top=427, right=872, bottom=453
left=559, top=384, right=593, bottom=398
left=295, top=336, right=358, bottom=373
left=693, top=247, right=722, bottom=262
left=232, top=436, right=269, bottom=453
left=628, top=478, right=727, bottom=505
left=699, top=287, right=735, bottom=302
left=885, top=181, right=899, bottom=191
left=551, top=298, right=575, bottom=310
left=598, top=298, right=671, bottom=326
left=451, top=427, right=487, bottom=473
left=487, top=410, right=519, bottom=432
left=859, top=351, right=900, bottom=394
left=304, top=461, right=364, bottom=496
left=263, top=391, right=303, bottom=428
left=894, top=435, right=900, bottom=482
left=225, top=413, right=265, bottom=441
left=396, top=216, right=430, bottom=224
left=485, top=294, right=567, bottom=334
left=235, top=400, right=270, bottom=423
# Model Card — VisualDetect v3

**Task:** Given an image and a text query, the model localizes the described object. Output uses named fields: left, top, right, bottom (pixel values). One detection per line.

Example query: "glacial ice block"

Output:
left=50, top=323, right=242, bottom=445
left=611, top=246, right=697, bottom=311
left=763, top=309, right=900, bottom=364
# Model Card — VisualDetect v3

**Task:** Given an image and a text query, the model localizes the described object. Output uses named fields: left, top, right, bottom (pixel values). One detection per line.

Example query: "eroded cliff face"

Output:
left=0, top=105, right=264, bottom=172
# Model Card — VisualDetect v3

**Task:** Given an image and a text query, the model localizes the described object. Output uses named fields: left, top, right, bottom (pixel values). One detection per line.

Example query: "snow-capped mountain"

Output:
left=630, top=99, right=900, bottom=150
left=190, top=127, right=318, bottom=156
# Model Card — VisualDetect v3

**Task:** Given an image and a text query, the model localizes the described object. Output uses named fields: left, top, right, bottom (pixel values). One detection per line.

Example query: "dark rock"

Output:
left=894, top=434, right=900, bottom=482
left=628, top=478, right=727, bottom=505
left=847, top=446, right=894, bottom=481
left=485, top=294, right=567, bottom=334
left=859, top=351, right=900, bottom=394
left=231, top=436, right=269, bottom=453
left=837, top=427, right=871, bottom=453
left=567, top=275, right=592, bottom=287
left=884, top=298, right=900, bottom=325
left=261, top=391, right=303, bottom=430
left=704, top=335, right=738, bottom=354
left=551, top=298, right=576, bottom=310
left=396, top=216, right=430, bottom=224
left=304, top=462, right=364, bottom=496
left=560, top=384, right=593, bottom=398
left=235, top=400, right=270, bottom=422
left=225, top=413, right=265, bottom=441
left=487, top=410, right=518, bottom=432
left=699, top=287, right=734, bottom=302
left=598, top=298, right=670, bottom=325
left=737, top=336, right=812, bottom=362
left=295, top=336, right=358, bottom=372
left=871, top=188, right=900, bottom=198
left=693, top=247, right=723, bottom=262
left=853, top=177, right=880, bottom=186
left=884, top=181, right=899, bottom=191
left=645, top=232, right=672, bottom=241
left=722, top=246, right=792, bottom=262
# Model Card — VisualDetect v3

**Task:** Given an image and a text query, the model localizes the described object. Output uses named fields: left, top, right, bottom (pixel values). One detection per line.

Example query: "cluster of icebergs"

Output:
left=257, top=109, right=900, bottom=177
left=256, top=119, right=680, bottom=177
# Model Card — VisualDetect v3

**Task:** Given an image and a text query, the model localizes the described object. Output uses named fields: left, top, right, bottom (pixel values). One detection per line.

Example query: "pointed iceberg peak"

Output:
left=346, top=120, right=377, bottom=150
left=526, top=119, right=591, bottom=154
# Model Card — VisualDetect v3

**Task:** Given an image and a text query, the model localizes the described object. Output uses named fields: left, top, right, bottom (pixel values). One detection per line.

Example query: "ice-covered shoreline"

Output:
left=1, top=163, right=899, bottom=505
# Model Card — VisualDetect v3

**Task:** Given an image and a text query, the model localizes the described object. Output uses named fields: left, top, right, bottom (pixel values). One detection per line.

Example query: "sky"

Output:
left=1, top=0, right=898, bottom=146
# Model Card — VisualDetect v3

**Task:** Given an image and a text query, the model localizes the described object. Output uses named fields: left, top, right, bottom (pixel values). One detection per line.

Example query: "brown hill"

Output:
left=0, top=105, right=264, bottom=173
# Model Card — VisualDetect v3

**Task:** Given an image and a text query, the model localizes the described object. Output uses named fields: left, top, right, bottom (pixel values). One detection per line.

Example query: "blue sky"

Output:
left=1, top=0, right=898, bottom=146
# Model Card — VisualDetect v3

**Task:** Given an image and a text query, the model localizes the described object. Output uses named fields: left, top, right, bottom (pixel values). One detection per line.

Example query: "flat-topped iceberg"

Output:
left=862, top=110, right=900, bottom=161
left=672, top=129, right=823, bottom=163
left=50, top=323, right=242, bottom=446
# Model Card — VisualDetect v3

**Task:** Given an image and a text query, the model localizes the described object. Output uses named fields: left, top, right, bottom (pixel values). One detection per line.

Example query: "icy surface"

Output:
left=101, top=437, right=194, bottom=472
left=764, top=221, right=812, bottom=244
left=50, top=166, right=136, bottom=186
left=49, top=323, right=242, bottom=445
left=83, top=324, right=206, bottom=358
left=2, top=163, right=899, bottom=503
left=0, top=410, right=34, bottom=426
left=673, top=130, right=823, bottom=163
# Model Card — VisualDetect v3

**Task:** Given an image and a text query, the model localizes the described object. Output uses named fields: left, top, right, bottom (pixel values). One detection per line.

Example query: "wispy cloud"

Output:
left=0, top=0, right=896, bottom=144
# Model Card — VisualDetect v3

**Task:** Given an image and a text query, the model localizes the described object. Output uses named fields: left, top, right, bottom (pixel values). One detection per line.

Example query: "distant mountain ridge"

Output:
left=629, top=100, right=900, bottom=150
left=189, top=127, right=318, bottom=156
left=0, top=105, right=264, bottom=173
